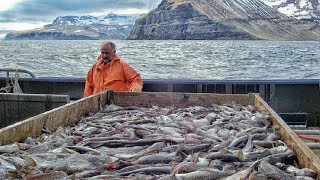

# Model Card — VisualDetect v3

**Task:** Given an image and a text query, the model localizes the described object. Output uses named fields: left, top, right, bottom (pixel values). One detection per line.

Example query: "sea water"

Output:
left=0, top=40, right=319, bottom=80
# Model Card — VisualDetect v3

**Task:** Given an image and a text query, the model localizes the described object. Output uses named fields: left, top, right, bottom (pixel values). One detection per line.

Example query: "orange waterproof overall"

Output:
left=84, top=54, right=143, bottom=97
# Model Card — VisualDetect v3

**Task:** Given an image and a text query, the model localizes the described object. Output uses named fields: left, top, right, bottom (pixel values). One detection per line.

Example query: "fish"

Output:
left=258, top=161, right=293, bottom=180
left=205, top=149, right=244, bottom=162
left=243, top=149, right=271, bottom=162
left=285, top=165, right=317, bottom=178
left=15, top=142, right=33, bottom=150
left=174, top=167, right=236, bottom=180
left=252, top=140, right=284, bottom=148
left=172, top=161, right=200, bottom=174
left=116, top=164, right=151, bottom=173
left=64, top=145, right=100, bottom=155
left=0, top=167, right=6, bottom=179
left=228, top=135, right=248, bottom=148
left=248, top=171, right=268, bottom=180
left=0, top=144, right=20, bottom=154
left=21, top=155, right=37, bottom=167
left=118, top=166, right=172, bottom=176
left=26, top=142, right=56, bottom=154
left=25, top=171, right=68, bottom=180
left=222, top=159, right=261, bottom=180
left=0, top=103, right=312, bottom=179
left=294, top=176, right=317, bottom=180
left=208, top=140, right=232, bottom=152
left=209, top=160, right=224, bottom=171
left=181, top=143, right=212, bottom=155
left=242, top=134, right=253, bottom=152
left=114, top=142, right=165, bottom=160
left=74, top=170, right=101, bottom=178
left=163, top=143, right=212, bottom=155
left=0, top=156, right=17, bottom=171
left=133, top=152, right=182, bottom=165
left=195, top=129, right=223, bottom=142
left=52, top=154, right=106, bottom=174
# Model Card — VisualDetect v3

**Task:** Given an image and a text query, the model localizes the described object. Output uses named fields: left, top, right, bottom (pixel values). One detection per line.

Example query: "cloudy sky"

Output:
left=0, top=0, right=162, bottom=37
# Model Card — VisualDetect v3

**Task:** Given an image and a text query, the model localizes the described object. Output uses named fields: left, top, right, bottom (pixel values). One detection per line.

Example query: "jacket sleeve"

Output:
left=122, top=62, right=143, bottom=92
left=84, top=66, right=94, bottom=97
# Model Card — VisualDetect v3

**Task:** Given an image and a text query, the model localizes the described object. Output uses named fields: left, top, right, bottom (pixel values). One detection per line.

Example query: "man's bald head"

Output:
left=100, top=42, right=116, bottom=64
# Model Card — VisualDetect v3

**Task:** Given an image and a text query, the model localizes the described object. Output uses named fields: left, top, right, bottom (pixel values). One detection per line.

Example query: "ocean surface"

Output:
left=0, top=40, right=319, bottom=80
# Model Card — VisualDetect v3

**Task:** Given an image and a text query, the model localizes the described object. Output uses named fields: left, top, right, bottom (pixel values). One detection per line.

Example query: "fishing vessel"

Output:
left=0, top=68, right=320, bottom=178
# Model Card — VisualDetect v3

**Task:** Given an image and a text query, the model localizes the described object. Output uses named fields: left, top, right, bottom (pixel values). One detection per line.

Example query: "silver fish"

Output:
left=174, top=167, right=236, bottom=180
left=133, top=152, right=182, bottom=165
left=258, top=161, right=293, bottom=180
left=25, top=170, right=68, bottom=180
left=118, top=166, right=172, bottom=176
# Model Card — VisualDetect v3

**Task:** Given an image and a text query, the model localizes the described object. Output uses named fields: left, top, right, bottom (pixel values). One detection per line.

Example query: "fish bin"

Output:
left=0, top=91, right=319, bottom=179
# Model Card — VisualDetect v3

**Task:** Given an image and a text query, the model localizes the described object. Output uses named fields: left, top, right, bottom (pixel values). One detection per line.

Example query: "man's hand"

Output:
left=131, top=88, right=139, bottom=92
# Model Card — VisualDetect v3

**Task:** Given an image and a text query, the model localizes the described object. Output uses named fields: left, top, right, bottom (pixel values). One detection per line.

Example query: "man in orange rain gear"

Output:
left=84, top=41, right=143, bottom=97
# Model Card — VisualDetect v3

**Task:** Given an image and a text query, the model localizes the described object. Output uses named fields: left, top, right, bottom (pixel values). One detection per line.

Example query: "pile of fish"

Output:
left=0, top=103, right=318, bottom=179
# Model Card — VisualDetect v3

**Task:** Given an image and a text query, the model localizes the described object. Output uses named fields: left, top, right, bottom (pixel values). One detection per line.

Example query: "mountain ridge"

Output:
left=262, top=0, right=320, bottom=20
left=4, top=13, right=141, bottom=40
left=127, top=0, right=320, bottom=40
left=4, top=0, right=320, bottom=40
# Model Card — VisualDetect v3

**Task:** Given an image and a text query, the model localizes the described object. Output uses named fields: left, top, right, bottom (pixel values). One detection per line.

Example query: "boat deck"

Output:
left=292, top=127, right=320, bottom=157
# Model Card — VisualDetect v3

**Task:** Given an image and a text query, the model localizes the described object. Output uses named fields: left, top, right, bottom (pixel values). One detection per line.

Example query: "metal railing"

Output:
left=0, top=68, right=36, bottom=78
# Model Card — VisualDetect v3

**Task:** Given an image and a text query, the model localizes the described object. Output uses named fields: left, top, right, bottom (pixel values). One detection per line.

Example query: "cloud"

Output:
left=0, top=0, right=162, bottom=23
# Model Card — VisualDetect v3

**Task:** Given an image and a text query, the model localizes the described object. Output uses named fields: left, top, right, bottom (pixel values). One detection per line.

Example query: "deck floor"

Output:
left=291, top=127, right=320, bottom=157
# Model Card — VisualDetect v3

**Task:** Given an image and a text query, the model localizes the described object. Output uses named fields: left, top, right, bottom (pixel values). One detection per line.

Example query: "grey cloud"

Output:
left=0, top=0, right=162, bottom=23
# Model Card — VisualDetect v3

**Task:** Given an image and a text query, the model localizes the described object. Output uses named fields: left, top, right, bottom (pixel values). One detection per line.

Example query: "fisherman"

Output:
left=84, top=41, right=143, bottom=97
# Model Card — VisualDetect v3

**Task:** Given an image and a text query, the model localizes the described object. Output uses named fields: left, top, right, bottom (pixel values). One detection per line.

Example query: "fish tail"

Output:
left=238, top=149, right=244, bottom=162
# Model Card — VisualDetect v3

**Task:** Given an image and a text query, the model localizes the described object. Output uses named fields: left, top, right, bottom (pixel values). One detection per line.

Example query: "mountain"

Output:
left=127, top=0, right=320, bottom=40
left=0, top=30, right=12, bottom=39
left=50, top=13, right=140, bottom=26
left=262, top=0, right=320, bottom=21
left=4, top=13, right=141, bottom=40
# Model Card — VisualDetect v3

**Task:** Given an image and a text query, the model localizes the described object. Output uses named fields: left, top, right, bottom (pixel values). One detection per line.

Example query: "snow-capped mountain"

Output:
left=51, top=13, right=141, bottom=26
left=128, top=0, right=320, bottom=40
left=5, top=1, right=320, bottom=40
left=102, top=13, right=141, bottom=25
left=262, top=0, right=320, bottom=20
left=5, top=13, right=142, bottom=40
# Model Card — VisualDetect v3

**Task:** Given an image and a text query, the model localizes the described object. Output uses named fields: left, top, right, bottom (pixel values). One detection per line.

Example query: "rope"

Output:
left=297, top=134, right=320, bottom=142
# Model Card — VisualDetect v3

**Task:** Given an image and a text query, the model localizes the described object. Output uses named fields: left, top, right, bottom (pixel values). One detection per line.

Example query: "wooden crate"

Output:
left=0, top=91, right=319, bottom=175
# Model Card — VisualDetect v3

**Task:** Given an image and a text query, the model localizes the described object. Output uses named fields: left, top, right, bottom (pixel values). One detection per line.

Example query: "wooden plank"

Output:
left=253, top=94, right=320, bottom=175
left=113, top=92, right=250, bottom=107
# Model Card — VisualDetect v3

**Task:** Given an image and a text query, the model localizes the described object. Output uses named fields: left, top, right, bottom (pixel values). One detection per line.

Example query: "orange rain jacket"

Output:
left=84, top=54, right=143, bottom=97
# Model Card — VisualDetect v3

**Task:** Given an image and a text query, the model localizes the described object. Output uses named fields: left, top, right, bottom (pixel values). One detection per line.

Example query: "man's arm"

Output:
left=122, top=62, right=143, bottom=92
left=129, top=74, right=143, bottom=92
left=84, top=67, right=94, bottom=97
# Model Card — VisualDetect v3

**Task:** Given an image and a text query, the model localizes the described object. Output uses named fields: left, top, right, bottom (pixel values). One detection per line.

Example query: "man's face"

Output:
left=100, top=43, right=115, bottom=64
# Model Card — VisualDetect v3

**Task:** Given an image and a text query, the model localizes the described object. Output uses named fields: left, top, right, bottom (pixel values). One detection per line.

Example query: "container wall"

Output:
left=0, top=93, right=70, bottom=128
